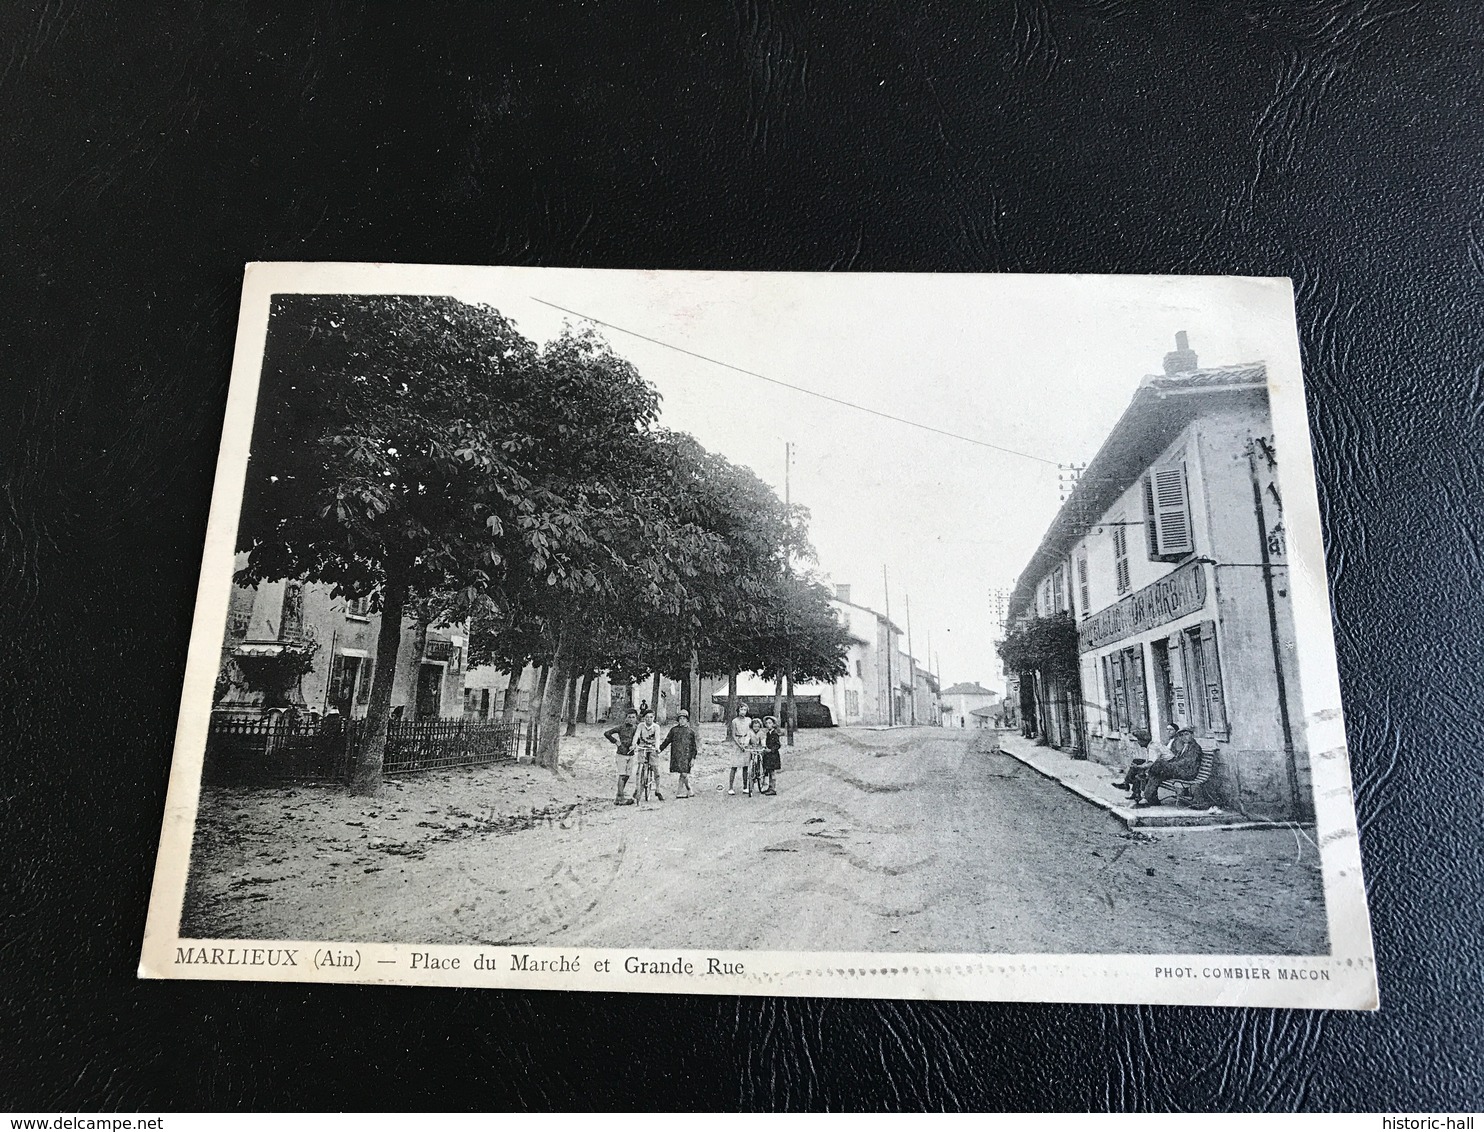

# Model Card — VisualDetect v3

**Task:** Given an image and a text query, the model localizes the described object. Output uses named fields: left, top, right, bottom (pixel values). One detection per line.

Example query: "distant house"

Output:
left=969, top=706, right=999, bottom=729
left=736, top=583, right=933, bottom=727
left=941, top=681, right=999, bottom=729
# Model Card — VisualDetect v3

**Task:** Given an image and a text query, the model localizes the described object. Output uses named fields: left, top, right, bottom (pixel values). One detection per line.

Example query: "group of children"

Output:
left=725, top=703, right=781, bottom=797
left=602, top=702, right=782, bottom=805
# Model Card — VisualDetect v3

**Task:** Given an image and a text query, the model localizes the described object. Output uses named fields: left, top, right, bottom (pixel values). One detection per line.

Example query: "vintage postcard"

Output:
left=140, top=264, right=1376, bottom=1008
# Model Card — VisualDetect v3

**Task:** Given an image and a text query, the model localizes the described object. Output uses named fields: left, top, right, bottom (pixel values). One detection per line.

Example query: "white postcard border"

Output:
left=139, top=263, right=1377, bottom=1010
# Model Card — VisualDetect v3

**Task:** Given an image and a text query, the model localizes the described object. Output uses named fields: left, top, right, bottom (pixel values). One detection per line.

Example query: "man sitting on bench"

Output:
left=1126, top=724, right=1203, bottom=808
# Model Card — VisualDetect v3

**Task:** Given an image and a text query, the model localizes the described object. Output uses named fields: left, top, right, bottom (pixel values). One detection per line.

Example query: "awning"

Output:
left=233, top=642, right=288, bottom=658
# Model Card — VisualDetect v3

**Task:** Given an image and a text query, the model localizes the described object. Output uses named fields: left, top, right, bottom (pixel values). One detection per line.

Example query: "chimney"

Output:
left=835, top=584, right=852, bottom=605
left=1163, top=330, right=1198, bottom=375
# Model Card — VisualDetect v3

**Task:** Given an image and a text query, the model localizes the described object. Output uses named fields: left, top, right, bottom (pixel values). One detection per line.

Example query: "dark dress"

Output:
left=761, top=730, right=782, bottom=774
left=661, top=723, right=697, bottom=773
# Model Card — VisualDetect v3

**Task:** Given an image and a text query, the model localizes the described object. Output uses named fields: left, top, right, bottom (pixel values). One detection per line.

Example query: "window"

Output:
left=1076, top=556, right=1090, bottom=619
left=279, top=581, right=304, bottom=640
left=1102, top=645, right=1149, bottom=734
left=1112, top=517, right=1131, bottom=595
left=1178, top=621, right=1228, bottom=739
left=346, top=596, right=371, bottom=619
left=330, top=654, right=361, bottom=709
left=1102, top=653, right=1123, bottom=730
left=855, top=659, right=863, bottom=678
left=1144, top=462, right=1195, bottom=560
left=1051, top=565, right=1067, bottom=614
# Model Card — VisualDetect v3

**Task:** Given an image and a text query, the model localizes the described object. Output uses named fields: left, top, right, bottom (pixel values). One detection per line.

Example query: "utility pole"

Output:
left=1246, top=438, right=1303, bottom=820
left=925, top=627, right=933, bottom=728
left=882, top=565, right=894, bottom=727
left=784, top=442, right=796, bottom=746
left=906, top=592, right=917, bottom=726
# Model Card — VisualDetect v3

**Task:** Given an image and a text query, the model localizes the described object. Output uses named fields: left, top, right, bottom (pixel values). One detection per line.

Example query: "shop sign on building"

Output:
left=1078, top=560, right=1207, bottom=652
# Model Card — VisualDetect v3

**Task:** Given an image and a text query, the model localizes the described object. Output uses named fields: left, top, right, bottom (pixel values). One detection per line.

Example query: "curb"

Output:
left=995, top=741, right=1301, bottom=832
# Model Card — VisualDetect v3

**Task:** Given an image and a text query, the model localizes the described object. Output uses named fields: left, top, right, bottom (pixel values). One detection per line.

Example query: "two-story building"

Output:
left=817, top=585, right=902, bottom=726
left=941, top=681, right=999, bottom=729
left=217, top=562, right=467, bottom=721
left=1006, top=334, right=1312, bottom=820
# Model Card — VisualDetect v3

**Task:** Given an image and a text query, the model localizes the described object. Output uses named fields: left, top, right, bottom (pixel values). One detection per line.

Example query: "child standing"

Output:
left=726, top=703, right=752, bottom=796
left=603, top=708, right=639, bottom=806
left=760, top=715, right=782, bottom=795
left=659, top=708, right=698, bottom=798
left=746, top=717, right=764, bottom=797
left=633, top=708, right=664, bottom=801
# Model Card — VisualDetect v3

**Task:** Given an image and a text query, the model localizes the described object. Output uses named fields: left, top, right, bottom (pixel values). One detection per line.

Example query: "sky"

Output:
left=313, top=268, right=1292, bottom=692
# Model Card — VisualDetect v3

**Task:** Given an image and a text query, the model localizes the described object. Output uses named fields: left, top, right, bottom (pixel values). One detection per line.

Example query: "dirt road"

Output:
left=184, top=724, right=1327, bottom=954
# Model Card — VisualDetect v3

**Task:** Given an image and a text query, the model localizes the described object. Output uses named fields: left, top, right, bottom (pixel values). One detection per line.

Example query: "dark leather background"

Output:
left=3, top=0, right=1481, bottom=1112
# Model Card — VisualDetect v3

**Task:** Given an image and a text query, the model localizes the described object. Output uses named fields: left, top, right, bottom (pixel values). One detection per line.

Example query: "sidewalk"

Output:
left=992, top=732, right=1292, bottom=831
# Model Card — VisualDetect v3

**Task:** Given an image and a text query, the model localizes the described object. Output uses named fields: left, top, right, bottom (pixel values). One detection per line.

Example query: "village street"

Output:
left=184, top=725, right=1327, bottom=955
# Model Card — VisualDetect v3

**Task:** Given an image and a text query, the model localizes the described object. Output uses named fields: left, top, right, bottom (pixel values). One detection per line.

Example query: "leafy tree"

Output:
left=750, top=573, right=859, bottom=686
left=237, top=293, right=547, bottom=794
left=474, top=327, right=686, bottom=769
left=996, top=613, right=1080, bottom=680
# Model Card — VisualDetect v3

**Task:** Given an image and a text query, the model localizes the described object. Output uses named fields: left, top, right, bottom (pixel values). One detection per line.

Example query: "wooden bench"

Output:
left=1152, top=745, right=1217, bottom=807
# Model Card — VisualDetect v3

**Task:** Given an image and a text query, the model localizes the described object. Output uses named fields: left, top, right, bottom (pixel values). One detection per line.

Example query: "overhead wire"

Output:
left=530, top=297, right=1063, bottom=468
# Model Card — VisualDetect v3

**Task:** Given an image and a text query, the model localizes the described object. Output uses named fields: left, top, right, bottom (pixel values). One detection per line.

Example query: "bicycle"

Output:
left=747, top=744, right=763, bottom=797
left=636, top=747, right=660, bottom=803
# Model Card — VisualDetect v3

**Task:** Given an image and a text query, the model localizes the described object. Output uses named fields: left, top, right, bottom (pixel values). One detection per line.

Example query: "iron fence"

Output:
left=378, top=717, right=520, bottom=776
left=203, top=713, right=523, bottom=786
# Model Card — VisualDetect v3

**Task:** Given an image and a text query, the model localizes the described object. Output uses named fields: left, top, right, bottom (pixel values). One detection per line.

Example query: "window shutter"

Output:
left=1127, top=645, right=1150, bottom=733
left=1152, top=463, right=1194, bottom=558
left=1198, top=621, right=1228, bottom=739
left=1165, top=633, right=1191, bottom=729
left=329, top=654, right=346, bottom=703
left=1142, top=475, right=1160, bottom=560
left=356, top=659, right=375, bottom=704
left=1113, top=521, right=1131, bottom=594
left=1099, top=654, right=1113, bottom=730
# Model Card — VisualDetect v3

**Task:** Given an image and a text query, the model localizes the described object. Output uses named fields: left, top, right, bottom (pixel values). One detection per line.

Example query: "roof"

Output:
left=829, top=596, right=904, bottom=636
left=942, top=681, right=996, bottom=697
left=969, top=706, right=999, bottom=718
left=1008, top=362, right=1268, bottom=619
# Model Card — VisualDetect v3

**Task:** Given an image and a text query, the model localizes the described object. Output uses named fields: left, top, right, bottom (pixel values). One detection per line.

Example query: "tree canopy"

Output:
left=235, top=296, right=860, bottom=786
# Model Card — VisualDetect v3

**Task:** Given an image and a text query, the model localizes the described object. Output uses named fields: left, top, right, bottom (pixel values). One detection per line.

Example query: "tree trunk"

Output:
left=649, top=669, right=662, bottom=721
left=349, top=570, right=407, bottom=796
left=501, top=663, right=526, bottom=725
left=726, top=672, right=738, bottom=722
left=688, top=647, right=700, bottom=720
left=786, top=669, right=796, bottom=746
left=524, top=665, right=548, bottom=761
left=577, top=671, right=596, bottom=724
left=772, top=672, right=784, bottom=729
left=563, top=671, right=579, bottom=737
left=532, top=664, right=551, bottom=752
left=535, top=634, right=568, bottom=771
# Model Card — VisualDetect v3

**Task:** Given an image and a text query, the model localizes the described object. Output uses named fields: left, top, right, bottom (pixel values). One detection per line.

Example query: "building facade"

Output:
left=217, top=564, right=467, bottom=721
left=1006, top=336, right=1312, bottom=820
left=820, top=585, right=903, bottom=726
left=743, top=583, right=929, bottom=728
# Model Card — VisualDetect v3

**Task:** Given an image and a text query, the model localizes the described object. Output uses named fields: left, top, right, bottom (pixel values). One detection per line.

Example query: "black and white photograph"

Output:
left=141, top=263, right=1375, bottom=1008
